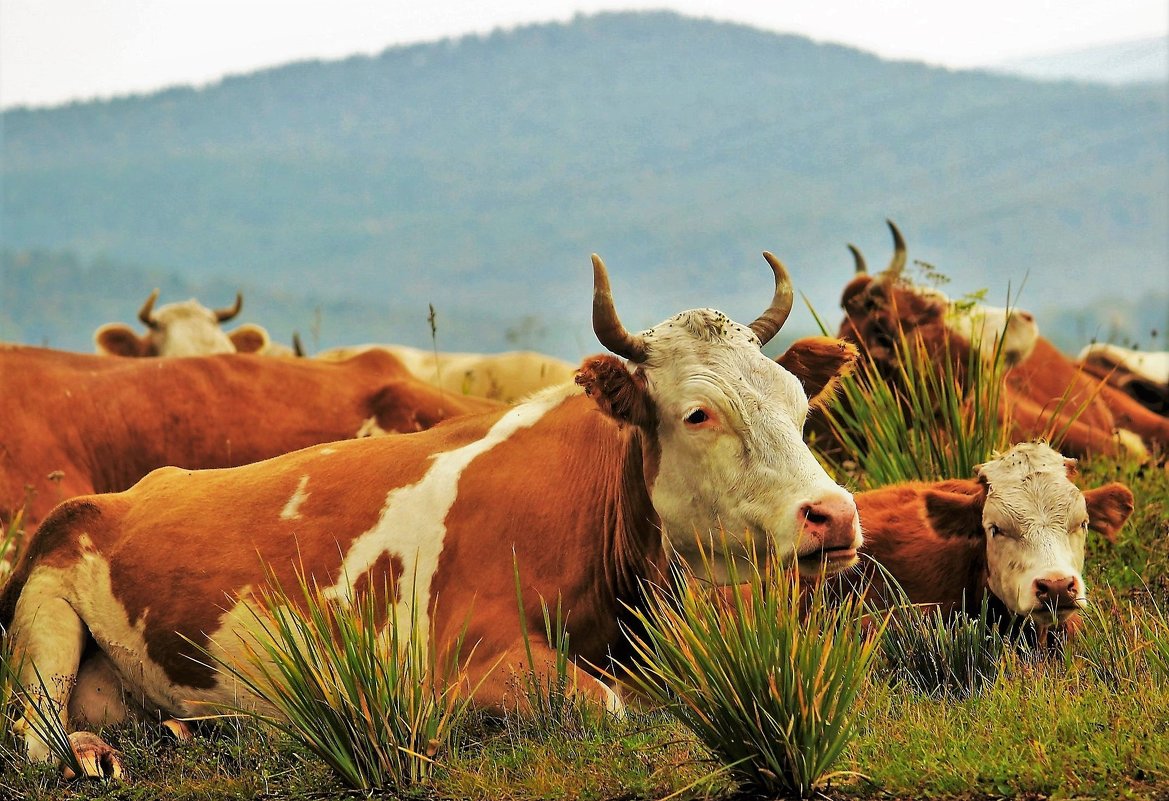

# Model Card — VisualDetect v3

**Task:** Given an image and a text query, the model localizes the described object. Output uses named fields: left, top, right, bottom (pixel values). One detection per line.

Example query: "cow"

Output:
left=837, top=221, right=1169, bottom=459
left=823, top=442, right=1134, bottom=638
left=0, top=345, right=502, bottom=540
left=315, top=344, right=578, bottom=403
left=1, top=252, right=863, bottom=777
left=1077, top=344, right=1169, bottom=417
left=94, top=290, right=273, bottom=357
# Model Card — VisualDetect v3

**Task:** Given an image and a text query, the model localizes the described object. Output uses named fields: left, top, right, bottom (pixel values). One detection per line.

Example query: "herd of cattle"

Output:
left=0, top=224, right=1164, bottom=779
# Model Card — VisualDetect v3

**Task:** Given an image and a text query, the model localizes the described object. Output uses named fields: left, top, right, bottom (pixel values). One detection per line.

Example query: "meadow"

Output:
left=2, top=332, right=1167, bottom=801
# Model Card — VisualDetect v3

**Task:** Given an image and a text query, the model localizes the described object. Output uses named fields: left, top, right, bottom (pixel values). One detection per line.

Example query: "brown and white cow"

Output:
left=94, top=290, right=272, bottom=357
left=1077, top=344, right=1169, bottom=417
left=837, top=221, right=1169, bottom=459
left=827, top=442, right=1134, bottom=635
left=315, top=344, right=578, bottom=403
left=1, top=252, right=862, bottom=776
left=0, top=345, right=501, bottom=539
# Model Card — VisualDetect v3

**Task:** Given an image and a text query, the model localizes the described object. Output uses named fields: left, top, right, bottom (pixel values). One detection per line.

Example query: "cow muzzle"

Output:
left=1029, top=574, right=1085, bottom=621
left=795, top=494, right=861, bottom=577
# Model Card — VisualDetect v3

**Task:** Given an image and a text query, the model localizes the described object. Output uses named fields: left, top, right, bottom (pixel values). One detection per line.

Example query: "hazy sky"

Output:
left=2, top=0, right=1167, bottom=109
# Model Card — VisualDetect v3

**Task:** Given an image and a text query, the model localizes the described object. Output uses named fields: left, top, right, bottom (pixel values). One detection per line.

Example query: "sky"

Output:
left=1, top=0, right=1167, bottom=110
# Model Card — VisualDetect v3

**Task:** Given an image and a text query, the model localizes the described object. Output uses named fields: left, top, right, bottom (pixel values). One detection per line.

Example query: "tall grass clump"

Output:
left=816, top=320, right=1011, bottom=487
left=0, top=506, right=26, bottom=585
left=196, top=567, right=476, bottom=792
left=510, top=557, right=603, bottom=737
left=621, top=539, right=882, bottom=798
left=877, top=593, right=1013, bottom=699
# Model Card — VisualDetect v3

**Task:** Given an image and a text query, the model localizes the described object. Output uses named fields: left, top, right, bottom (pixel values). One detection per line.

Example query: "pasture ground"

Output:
left=3, top=453, right=1168, bottom=801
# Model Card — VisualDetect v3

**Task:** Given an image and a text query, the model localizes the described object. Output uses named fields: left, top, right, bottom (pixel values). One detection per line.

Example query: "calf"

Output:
left=1077, top=344, right=1169, bottom=417
left=833, top=442, right=1134, bottom=632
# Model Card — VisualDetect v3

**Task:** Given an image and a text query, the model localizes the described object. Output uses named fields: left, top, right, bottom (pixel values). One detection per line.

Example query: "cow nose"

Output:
left=1033, top=575, right=1081, bottom=608
left=799, top=495, right=860, bottom=552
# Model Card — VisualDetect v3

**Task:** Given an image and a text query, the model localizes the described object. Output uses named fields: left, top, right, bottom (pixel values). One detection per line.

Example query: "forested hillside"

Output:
left=2, top=12, right=1166, bottom=356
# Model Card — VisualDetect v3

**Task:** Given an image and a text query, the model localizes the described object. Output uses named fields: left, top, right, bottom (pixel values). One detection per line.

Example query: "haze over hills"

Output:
left=991, top=36, right=1168, bottom=85
left=2, top=11, right=1166, bottom=358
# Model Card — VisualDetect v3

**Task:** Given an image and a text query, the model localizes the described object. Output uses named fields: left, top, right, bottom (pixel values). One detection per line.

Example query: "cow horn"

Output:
left=138, top=289, right=161, bottom=329
left=884, top=219, right=907, bottom=279
left=848, top=244, right=867, bottom=274
left=750, top=252, right=795, bottom=347
left=215, top=292, right=243, bottom=322
left=591, top=254, right=648, bottom=363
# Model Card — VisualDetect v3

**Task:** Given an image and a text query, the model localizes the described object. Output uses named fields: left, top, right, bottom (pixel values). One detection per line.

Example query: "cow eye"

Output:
left=684, top=409, right=709, bottom=426
left=988, top=524, right=1000, bottom=538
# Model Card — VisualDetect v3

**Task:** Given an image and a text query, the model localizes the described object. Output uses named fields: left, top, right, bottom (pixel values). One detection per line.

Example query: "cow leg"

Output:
left=466, top=643, right=625, bottom=717
left=9, top=574, right=121, bottom=778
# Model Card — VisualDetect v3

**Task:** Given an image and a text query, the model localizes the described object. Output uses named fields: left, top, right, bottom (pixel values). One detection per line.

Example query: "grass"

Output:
left=621, top=540, right=882, bottom=798
left=812, top=308, right=1012, bottom=488
left=191, top=566, right=476, bottom=792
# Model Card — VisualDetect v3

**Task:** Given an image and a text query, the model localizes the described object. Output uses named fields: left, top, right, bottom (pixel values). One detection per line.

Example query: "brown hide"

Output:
left=0, top=388, right=665, bottom=711
left=837, top=276, right=1169, bottom=458
left=0, top=345, right=502, bottom=535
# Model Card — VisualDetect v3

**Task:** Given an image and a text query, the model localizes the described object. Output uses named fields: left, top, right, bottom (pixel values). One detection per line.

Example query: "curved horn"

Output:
left=884, top=219, right=907, bottom=279
left=215, top=292, right=243, bottom=322
left=847, top=244, right=867, bottom=274
left=591, top=254, right=647, bottom=363
left=750, top=253, right=795, bottom=347
left=138, top=289, right=161, bottom=329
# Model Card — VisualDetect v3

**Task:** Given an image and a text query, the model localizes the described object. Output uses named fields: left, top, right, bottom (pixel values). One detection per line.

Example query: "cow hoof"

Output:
left=160, top=718, right=193, bottom=741
left=64, top=731, right=122, bottom=780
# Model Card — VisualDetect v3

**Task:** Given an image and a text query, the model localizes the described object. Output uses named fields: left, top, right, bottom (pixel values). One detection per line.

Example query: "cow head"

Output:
left=840, top=221, right=1038, bottom=371
left=923, top=442, right=1134, bottom=623
left=94, top=290, right=271, bottom=357
left=577, top=253, right=861, bottom=582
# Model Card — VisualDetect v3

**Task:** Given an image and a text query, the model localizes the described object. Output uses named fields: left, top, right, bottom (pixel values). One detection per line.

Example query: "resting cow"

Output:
left=837, top=221, right=1169, bottom=458
left=827, top=442, right=1133, bottom=636
left=94, top=290, right=272, bottom=357
left=0, top=345, right=501, bottom=539
left=2, top=252, right=862, bottom=777
left=316, top=344, right=578, bottom=403
left=1077, top=344, right=1169, bottom=417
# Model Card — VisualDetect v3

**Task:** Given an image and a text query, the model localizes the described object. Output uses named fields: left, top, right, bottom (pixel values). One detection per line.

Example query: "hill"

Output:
left=2, top=11, right=1166, bottom=357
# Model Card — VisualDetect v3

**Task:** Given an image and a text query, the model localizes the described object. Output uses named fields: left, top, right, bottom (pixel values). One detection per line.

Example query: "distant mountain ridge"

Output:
left=991, top=36, right=1168, bottom=85
left=2, top=11, right=1166, bottom=357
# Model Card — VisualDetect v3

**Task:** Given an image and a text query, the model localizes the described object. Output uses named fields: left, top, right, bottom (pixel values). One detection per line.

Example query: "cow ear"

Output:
left=775, top=337, right=859, bottom=409
left=1082, top=482, right=1135, bottom=544
left=228, top=324, right=270, bottom=354
left=575, top=355, right=655, bottom=428
left=94, top=324, right=146, bottom=357
left=923, top=483, right=987, bottom=539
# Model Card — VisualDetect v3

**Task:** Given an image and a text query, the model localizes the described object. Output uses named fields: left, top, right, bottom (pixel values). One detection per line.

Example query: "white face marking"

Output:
left=280, top=475, right=311, bottom=521
left=637, top=309, right=858, bottom=578
left=324, top=384, right=575, bottom=644
left=148, top=300, right=237, bottom=357
left=942, top=299, right=1038, bottom=366
left=978, top=443, right=1089, bottom=621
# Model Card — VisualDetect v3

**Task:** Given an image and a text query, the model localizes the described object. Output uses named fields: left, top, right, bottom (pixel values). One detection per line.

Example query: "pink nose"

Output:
left=1033, top=575, right=1081, bottom=609
left=799, top=495, right=859, bottom=552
